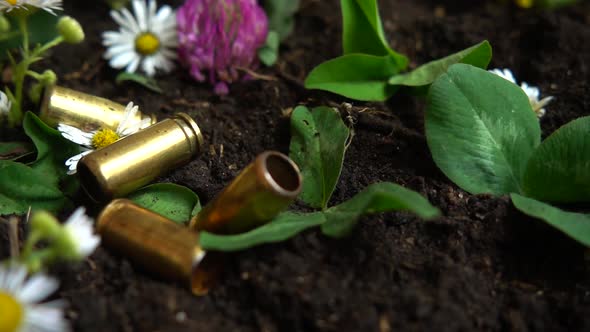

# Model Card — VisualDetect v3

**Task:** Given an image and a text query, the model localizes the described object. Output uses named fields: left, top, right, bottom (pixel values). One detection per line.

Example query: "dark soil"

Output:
left=2, top=0, right=590, bottom=331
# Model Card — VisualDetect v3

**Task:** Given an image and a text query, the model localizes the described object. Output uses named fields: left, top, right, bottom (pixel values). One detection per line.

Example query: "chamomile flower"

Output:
left=0, top=90, right=11, bottom=117
left=0, top=0, right=63, bottom=15
left=490, top=68, right=554, bottom=117
left=0, top=264, right=70, bottom=332
left=102, top=0, right=177, bottom=76
left=60, top=207, right=100, bottom=260
left=58, top=101, right=151, bottom=175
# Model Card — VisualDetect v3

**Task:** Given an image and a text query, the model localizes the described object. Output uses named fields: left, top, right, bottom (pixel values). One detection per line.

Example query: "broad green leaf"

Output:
left=23, top=112, right=81, bottom=188
left=0, top=11, right=59, bottom=59
left=289, top=106, right=349, bottom=209
left=305, top=54, right=401, bottom=101
left=264, top=0, right=299, bottom=41
left=388, top=41, right=492, bottom=87
left=0, top=141, right=34, bottom=160
left=425, top=64, right=540, bottom=195
left=511, top=193, right=590, bottom=247
left=321, top=182, right=440, bottom=237
left=0, top=160, right=67, bottom=215
left=116, top=72, right=163, bottom=93
left=128, top=183, right=200, bottom=224
left=200, top=211, right=325, bottom=251
left=522, top=116, right=590, bottom=203
left=340, top=0, right=408, bottom=69
left=257, top=31, right=279, bottom=66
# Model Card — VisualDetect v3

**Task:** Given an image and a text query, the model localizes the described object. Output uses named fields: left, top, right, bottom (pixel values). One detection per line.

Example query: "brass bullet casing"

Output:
left=190, top=151, right=302, bottom=234
left=97, top=199, right=216, bottom=295
left=77, top=113, right=204, bottom=201
left=39, top=85, right=156, bottom=131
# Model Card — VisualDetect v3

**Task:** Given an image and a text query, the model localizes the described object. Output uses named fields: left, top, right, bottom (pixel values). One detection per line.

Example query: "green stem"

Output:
left=17, top=15, right=29, bottom=57
left=26, top=70, right=43, bottom=80
left=33, top=36, right=64, bottom=57
left=8, top=33, right=63, bottom=126
left=20, top=230, right=42, bottom=261
left=21, top=248, right=57, bottom=273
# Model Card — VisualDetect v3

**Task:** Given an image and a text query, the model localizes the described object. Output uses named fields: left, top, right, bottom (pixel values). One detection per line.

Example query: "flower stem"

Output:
left=18, top=15, right=29, bottom=57
left=20, top=230, right=42, bottom=261
left=8, top=30, right=63, bottom=126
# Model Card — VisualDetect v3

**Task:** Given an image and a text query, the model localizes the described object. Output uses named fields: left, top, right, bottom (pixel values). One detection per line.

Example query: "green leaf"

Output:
left=23, top=112, right=81, bottom=186
left=511, top=193, right=590, bottom=247
left=289, top=106, right=349, bottom=209
left=128, top=183, right=200, bottom=224
left=0, top=160, right=67, bottom=215
left=199, top=182, right=440, bottom=251
left=305, top=54, right=401, bottom=101
left=425, top=64, right=540, bottom=195
left=191, top=198, right=202, bottom=218
left=263, top=0, right=299, bottom=41
left=199, top=211, right=325, bottom=251
left=0, top=141, right=34, bottom=161
left=522, top=116, right=590, bottom=203
left=340, top=0, right=408, bottom=69
left=116, top=72, right=163, bottom=93
left=23, top=112, right=81, bottom=189
left=321, top=182, right=440, bottom=237
left=388, top=41, right=492, bottom=88
left=257, top=31, right=279, bottom=66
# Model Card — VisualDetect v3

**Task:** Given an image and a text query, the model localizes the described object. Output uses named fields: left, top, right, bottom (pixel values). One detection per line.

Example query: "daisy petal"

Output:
left=65, top=150, right=92, bottom=175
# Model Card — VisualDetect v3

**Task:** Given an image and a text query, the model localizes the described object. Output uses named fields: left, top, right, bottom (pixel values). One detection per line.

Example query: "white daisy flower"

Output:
left=0, top=264, right=70, bottom=332
left=490, top=68, right=554, bottom=118
left=62, top=207, right=100, bottom=259
left=58, top=101, right=151, bottom=175
left=102, top=0, right=177, bottom=76
left=0, top=90, right=11, bottom=116
left=0, top=0, right=63, bottom=15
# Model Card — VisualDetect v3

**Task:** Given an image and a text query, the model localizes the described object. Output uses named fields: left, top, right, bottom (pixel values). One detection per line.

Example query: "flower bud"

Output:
left=41, top=70, right=57, bottom=85
left=31, top=211, right=62, bottom=239
left=57, top=16, right=85, bottom=44
left=0, top=15, right=11, bottom=33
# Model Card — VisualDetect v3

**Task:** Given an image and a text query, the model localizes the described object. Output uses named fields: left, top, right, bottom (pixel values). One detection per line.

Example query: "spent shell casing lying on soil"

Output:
left=40, top=85, right=156, bottom=131
left=78, top=113, right=204, bottom=201
left=97, top=199, right=218, bottom=295
left=190, top=151, right=302, bottom=234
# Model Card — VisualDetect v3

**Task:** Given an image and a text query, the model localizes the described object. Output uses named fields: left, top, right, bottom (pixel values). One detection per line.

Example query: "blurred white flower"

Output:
left=0, top=90, right=11, bottom=117
left=490, top=68, right=554, bottom=118
left=102, top=0, right=177, bottom=76
left=0, top=264, right=70, bottom=332
left=0, top=0, right=63, bottom=15
left=62, top=207, right=100, bottom=259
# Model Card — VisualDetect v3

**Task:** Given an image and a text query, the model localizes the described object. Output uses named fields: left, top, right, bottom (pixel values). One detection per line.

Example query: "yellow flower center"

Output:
left=0, top=291, right=24, bottom=332
left=92, top=128, right=120, bottom=149
left=515, top=0, right=534, bottom=8
left=6, top=0, right=18, bottom=6
left=135, top=32, right=160, bottom=56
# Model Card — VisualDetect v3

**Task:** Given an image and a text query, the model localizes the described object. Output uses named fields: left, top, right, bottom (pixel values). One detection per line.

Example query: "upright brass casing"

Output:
left=78, top=113, right=204, bottom=201
left=40, top=85, right=156, bottom=131
left=190, top=151, right=302, bottom=234
left=97, top=199, right=215, bottom=295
